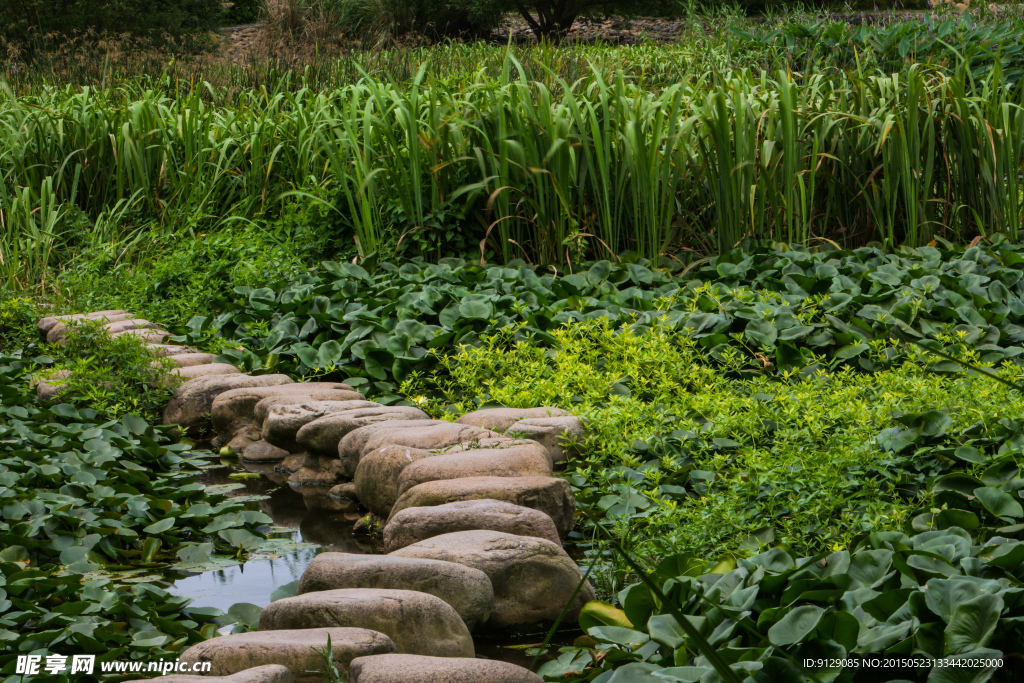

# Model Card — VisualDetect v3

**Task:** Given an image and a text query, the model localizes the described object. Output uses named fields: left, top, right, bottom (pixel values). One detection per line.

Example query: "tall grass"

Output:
left=4, top=48, right=1024, bottom=273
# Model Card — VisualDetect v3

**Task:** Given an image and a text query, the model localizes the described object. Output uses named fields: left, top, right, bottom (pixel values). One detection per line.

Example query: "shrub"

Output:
left=0, top=0, right=224, bottom=48
left=225, top=0, right=261, bottom=22
left=333, top=0, right=498, bottom=40
left=335, top=0, right=681, bottom=40
left=496, top=0, right=682, bottom=38
left=42, top=319, right=179, bottom=423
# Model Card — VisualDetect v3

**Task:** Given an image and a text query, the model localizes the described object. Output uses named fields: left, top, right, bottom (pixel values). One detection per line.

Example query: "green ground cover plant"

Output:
left=425, top=319, right=1024, bottom=579
left=0, top=354, right=286, bottom=679
left=182, top=239, right=1024, bottom=400
left=37, top=320, right=180, bottom=423
left=0, top=0, right=223, bottom=54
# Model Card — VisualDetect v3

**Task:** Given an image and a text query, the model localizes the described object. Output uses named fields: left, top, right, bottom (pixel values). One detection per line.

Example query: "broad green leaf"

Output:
left=579, top=601, right=633, bottom=630
left=589, top=626, right=650, bottom=647
left=768, top=605, right=825, bottom=646
left=944, top=594, right=1003, bottom=655
left=973, top=486, right=1024, bottom=521
left=143, top=518, right=175, bottom=534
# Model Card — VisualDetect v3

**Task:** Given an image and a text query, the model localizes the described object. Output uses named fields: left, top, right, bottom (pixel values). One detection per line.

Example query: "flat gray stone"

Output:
left=339, top=421, right=500, bottom=479
left=210, top=384, right=360, bottom=440
left=353, top=444, right=434, bottom=517
left=112, top=329, right=171, bottom=344
left=383, top=500, right=562, bottom=552
left=506, top=417, right=585, bottom=463
left=391, top=530, right=595, bottom=629
left=254, top=397, right=375, bottom=427
left=349, top=655, right=542, bottom=683
left=172, top=363, right=242, bottom=380
left=262, top=402, right=412, bottom=452
left=39, top=310, right=128, bottom=334
left=287, top=454, right=347, bottom=489
left=258, top=589, right=473, bottom=658
left=149, top=344, right=196, bottom=356
left=298, top=553, right=493, bottom=630
left=179, top=628, right=394, bottom=683
left=296, top=406, right=431, bottom=456
left=395, top=444, right=552, bottom=497
left=164, top=353, right=220, bottom=367
left=42, top=310, right=131, bottom=341
left=389, top=476, right=575, bottom=540
left=455, top=407, right=570, bottom=433
left=124, top=665, right=293, bottom=683
left=241, top=440, right=290, bottom=462
left=163, top=374, right=294, bottom=432
left=104, top=318, right=160, bottom=335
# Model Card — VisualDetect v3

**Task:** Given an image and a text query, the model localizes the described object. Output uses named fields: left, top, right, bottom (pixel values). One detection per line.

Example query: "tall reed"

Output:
left=3, top=54, right=1024, bottom=267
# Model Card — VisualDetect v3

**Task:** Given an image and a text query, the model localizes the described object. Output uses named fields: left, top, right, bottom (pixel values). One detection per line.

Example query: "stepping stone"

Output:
left=224, top=424, right=263, bottom=452
left=455, top=407, right=570, bottom=433
left=114, top=329, right=171, bottom=344
left=279, top=452, right=306, bottom=473
left=104, top=318, right=161, bottom=335
left=395, top=444, right=552, bottom=497
left=391, top=530, right=595, bottom=629
left=339, top=421, right=500, bottom=478
left=125, top=664, right=293, bottom=683
left=349, top=655, right=542, bottom=683
left=179, top=628, right=395, bottom=683
left=149, top=344, right=195, bottom=356
left=172, top=363, right=243, bottom=380
left=163, top=374, right=294, bottom=432
left=264, top=403, right=426, bottom=453
left=329, top=482, right=361, bottom=512
left=41, top=310, right=132, bottom=341
left=34, top=369, right=71, bottom=401
left=389, top=476, right=576, bottom=540
left=383, top=500, right=562, bottom=552
left=295, top=406, right=432, bottom=456
left=254, top=397, right=374, bottom=427
left=288, top=454, right=347, bottom=489
left=259, top=588, right=474, bottom=658
left=506, top=416, right=585, bottom=463
left=353, top=445, right=434, bottom=517
left=211, top=384, right=360, bottom=441
left=241, top=440, right=291, bottom=463
left=298, top=553, right=493, bottom=631
left=38, top=310, right=128, bottom=334
left=163, top=352, right=219, bottom=367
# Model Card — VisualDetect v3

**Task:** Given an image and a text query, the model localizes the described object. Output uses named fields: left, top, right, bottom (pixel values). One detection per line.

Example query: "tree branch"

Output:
left=515, top=3, right=544, bottom=35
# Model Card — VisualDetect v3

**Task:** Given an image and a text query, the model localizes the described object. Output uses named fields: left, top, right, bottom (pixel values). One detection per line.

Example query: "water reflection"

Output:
left=169, top=459, right=379, bottom=609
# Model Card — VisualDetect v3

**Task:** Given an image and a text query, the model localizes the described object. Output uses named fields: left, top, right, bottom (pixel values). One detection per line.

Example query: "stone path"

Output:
left=41, top=311, right=588, bottom=683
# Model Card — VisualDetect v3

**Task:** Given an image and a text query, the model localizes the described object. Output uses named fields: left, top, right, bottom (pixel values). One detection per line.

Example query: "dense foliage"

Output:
left=0, top=0, right=223, bottom=49
left=730, top=18, right=1024, bottom=83
left=187, top=240, right=1024, bottom=396
left=0, top=354, right=284, bottom=678
left=488, top=0, right=681, bottom=37
left=6, top=33, right=1024, bottom=291
left=544, top=523, right=1024, bottom=681
left=540, top=417, right=1024, bottom=680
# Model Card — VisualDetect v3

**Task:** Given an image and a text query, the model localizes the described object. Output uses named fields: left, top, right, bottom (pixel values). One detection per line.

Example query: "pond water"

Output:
left=168, top=458, right=568, bottom=666
left=168, top=459, right=380, bottom=609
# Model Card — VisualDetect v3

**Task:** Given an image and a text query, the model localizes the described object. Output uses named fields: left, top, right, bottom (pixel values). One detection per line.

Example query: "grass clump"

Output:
left=39, top=319, right=179, bottom=423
